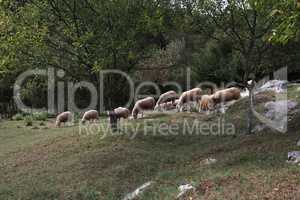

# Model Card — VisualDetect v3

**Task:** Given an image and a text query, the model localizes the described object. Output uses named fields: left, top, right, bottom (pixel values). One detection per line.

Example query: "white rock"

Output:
left=297, top=140, right=300, bottom=147
left=219, top=106, right=226, bottom=114
left=241, top=88, right=249, bottom=98
left=201, top=158, right=217, bottom=165
left=264, top=100, right=298, bottom=120
left=259, top=80, right=288, bottom=93
left=122, top=181, right=154, bottom=200
left=176, top=184, right=195, bottom=199
left=211, top=100, right=238, bottom=114
left=252, top=124, right=266, bottom=133
left=287, top=151, right=300, bottom=164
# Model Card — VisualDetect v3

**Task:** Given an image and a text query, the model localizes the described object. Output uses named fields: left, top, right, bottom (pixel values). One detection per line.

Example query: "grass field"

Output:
left=0, top=86, right=300, bottom=200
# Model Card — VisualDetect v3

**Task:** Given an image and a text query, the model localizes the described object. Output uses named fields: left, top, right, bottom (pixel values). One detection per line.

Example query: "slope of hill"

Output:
left=0, top=85, right=299, bottom=200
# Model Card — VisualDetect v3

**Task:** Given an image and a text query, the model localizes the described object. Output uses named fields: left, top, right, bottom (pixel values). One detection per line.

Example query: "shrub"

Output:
left=32, top=112, right=48, bottom=121
left=31, top=126, right=39, bottom=130
left=12, top=113, right=23, bottom=121
left=39, top=122, right=45, bottom=126
left=47, top=113, right=56, bottom=118
left=24, top=116, right=33, bottom=126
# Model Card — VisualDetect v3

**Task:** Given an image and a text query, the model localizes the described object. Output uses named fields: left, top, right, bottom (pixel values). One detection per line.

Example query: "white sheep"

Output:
left=132, top=97, right=155, bottom=119
left=81, top=110, right=99, bottom=124
left=177, top=88, right=202, bottom=112
left=55, top=111, right=72, bottom=127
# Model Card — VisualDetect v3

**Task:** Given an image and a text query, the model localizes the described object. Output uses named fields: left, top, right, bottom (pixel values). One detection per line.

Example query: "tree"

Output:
left=268, top=0, right=300, bottom=44
left=0, top=0, right=48, bottom=103
left=0, top=0, right=182, bottom=110
left=195, top=0, right=280, bottom=134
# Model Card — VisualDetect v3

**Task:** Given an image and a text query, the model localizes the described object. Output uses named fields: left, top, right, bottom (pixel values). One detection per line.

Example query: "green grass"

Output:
left=0, top=86, right=300, bottom=200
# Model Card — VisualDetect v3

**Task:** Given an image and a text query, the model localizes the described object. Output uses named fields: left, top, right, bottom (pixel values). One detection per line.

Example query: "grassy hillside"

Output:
left=0, top=85, right=300, bottom=200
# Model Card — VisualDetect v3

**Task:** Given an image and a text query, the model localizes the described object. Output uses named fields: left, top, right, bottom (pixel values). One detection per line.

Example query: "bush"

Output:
left=12, top=113, right=23, bottom=121
left=47, top=113, right=56, bottom=118
left=32, top=112, right=48, bottom=121
left=24, top=116, right=33, bottom=126
left=39, top=122, right=45, bottom=126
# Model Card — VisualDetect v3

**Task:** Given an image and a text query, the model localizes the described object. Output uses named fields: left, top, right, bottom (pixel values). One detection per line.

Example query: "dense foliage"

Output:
left=0, top=0, right=299, bottom=110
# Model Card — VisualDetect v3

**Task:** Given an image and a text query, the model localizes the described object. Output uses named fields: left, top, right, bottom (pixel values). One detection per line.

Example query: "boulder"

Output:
left=264, top=100, right=298, bottom=120
left=287, top=151, right=300, bottom=165
left=259, top=80, right=288, bottom=93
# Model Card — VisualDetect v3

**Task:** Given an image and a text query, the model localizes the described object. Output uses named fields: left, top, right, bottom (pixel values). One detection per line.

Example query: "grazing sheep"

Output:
left=155, top=91, right=178, bottom=110
left=211, top=87, right=241, bottom=105
left=109, top=107, right=130, bottom=120
left=132, top=97, right=155, bottom=119
left=108, top=107, right=130, bottom=130
left=200, top=87, right=241, bottom=112
left=114, top=107, right=130, bottom=119
left=81, top=110, right=99, bottom=124
left=176, top=88, right=202, bottom=112
left=199, top=95, right=214, bottom=111
left=55, top=111, right=72, bottom=127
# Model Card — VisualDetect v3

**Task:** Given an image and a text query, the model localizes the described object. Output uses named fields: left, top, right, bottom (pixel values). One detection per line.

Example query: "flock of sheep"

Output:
left=55, top=87, right=241, bottom=127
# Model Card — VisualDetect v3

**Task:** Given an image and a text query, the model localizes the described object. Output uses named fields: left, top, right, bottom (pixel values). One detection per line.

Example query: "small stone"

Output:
left=176, top=184, right=196, bottom=199
left=122, top=181, right=154, bottom=200
left=253, top=125, right=266, bottom=133
left=201, top=158, right=217, bottom=165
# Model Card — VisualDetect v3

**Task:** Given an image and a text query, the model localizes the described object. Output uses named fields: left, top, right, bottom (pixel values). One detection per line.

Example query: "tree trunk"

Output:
left=247, top=81, right=255, bottom=134
left=247, top=88, right=253, bottom=134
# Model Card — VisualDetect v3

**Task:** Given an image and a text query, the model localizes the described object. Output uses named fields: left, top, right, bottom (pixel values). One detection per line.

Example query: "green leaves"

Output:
left=266, top=0, right=300, bottom=44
